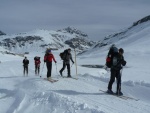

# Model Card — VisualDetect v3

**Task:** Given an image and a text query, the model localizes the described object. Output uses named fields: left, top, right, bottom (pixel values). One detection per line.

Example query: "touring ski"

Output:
left=61, top=76, right=78, bottom=80
left=99, top=89, right=139, bottom=101
left=44, top=78, right=58, bottom=83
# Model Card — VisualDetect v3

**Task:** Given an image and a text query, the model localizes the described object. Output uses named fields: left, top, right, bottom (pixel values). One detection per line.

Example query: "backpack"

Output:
left=34, top=57, right=40, bottom=65
left=59, top=49, right=67, bottom=60
left=106, top=46, right=118, bottom=68
left=112, top=54, right=119, bottom=67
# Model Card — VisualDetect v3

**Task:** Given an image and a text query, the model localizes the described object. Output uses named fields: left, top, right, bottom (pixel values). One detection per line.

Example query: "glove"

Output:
left=122, top=60, right=126, bottom=66
left=72, top=61, right=74, bottom=64
left=55, top=61, right=57, bottom=63
left=44, top=60, right=46, bottom=62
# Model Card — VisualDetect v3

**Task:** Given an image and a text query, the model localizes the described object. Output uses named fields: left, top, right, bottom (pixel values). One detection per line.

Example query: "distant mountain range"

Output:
left=0, top=27, right=95, bottom=53
left=0, top=15, right=150, bottom=54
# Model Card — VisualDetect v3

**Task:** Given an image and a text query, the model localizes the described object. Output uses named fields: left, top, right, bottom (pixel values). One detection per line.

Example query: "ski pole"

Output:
left=74, top=48, right=78, bottom=77
left=117, top=67, right=123, bottom=95
left=40, top=62, right=45, bottom=78
left=55, top=63, right=59, bottom=75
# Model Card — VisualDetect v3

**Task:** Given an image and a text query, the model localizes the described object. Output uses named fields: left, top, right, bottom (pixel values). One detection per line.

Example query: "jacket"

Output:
left=111, top=53, right=126, bottom=70
left=44, top=53, right=56, bottom=63
left=23, top=59, right=29, bottom=66
left=63, top=50, right=74, bottom=64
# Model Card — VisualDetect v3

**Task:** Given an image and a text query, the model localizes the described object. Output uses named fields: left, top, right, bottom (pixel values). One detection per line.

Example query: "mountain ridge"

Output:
left=0, top=27, right=95, bottom=53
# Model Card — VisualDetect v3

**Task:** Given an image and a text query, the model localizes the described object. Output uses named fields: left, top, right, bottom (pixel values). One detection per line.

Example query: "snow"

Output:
left=0, top=49, right=150, bottom=113
left=0, top=24, right=150, bottom=113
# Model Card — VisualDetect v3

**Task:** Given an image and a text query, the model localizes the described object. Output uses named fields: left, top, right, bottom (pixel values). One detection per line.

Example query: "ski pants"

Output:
left=35, top=65, right=40, bottom=75
left=23, top=65, right=28, bottom=75
left=46, top=62, right=52, bottom=78
left=60, top=62, right=70, bottom=76
left=108, top=68, right=121, bottom=92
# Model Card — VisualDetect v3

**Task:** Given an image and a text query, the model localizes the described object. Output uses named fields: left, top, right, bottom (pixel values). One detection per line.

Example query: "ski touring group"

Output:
left=23, top=45, right=127, bottom=97
left=22, top=48, right=75, bottom=81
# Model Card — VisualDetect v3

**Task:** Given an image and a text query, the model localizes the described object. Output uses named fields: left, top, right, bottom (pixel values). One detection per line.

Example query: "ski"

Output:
left=99, top=89, right=139, bottom=101
left=62, top=76, right=78, bottom=80
left=44, top=78, right=58, bottom=83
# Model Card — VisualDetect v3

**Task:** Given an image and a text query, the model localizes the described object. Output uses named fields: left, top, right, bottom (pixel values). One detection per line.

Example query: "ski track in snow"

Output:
left=0, top=58, right=150, bottom=113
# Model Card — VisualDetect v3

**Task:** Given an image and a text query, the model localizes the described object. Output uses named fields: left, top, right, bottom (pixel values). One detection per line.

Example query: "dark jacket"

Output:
left=23, top=59, right=29, bottom=66
left=111, top=53, right=126, bottom=70
left=63, top=50, right=74, bottom=64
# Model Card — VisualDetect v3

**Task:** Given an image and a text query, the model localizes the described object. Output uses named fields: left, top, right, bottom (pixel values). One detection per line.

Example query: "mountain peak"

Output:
left=0, top=30, right=6, bottom=36
left=58, top=27, right=88, bottom=37
left=132, top=15, right=150, bottom=27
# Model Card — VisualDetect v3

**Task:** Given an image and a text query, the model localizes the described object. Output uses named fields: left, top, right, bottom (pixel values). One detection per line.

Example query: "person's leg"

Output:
left=108, top=69, right=116, bottom=91
left=26, top=66, right=28, bottom=76
left=23, top=66, right=25, bottom=75
left=46, top=63, right=49, bottom=78
left=116, top=70, right=122, bottom=95
left=38, top=66, right=40, bottom=75
left=47, top=62, right=52, bottom=78
left=35, top=65, right=37, bottom=74
left=67, top=63, right=71, bottom=77
left=60, top=62, right=66, bottom=76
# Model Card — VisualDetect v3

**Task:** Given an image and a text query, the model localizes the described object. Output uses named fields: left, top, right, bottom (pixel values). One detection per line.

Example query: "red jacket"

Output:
left=44, top=53, right=56, bottom=62
left=35, top=60, right=41, bottom=65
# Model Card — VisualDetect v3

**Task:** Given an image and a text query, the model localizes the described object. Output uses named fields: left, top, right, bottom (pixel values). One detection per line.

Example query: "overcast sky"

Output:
left=0, top=0, right=150, bottom=40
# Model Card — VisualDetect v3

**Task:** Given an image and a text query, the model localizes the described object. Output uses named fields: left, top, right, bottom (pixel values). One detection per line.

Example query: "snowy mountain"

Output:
left=93, top=15, right=150, bottom=49
left=0, top=27, right=95, bottom=53
left=0, top=30, right=6, bottom=36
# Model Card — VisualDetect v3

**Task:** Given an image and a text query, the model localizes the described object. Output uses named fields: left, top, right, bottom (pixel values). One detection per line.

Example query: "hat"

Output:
left=119, top=48, right=124, bottom=53
left=68, top=48, right=71, bottom=51
left=47, top=49, right=51, bottom=53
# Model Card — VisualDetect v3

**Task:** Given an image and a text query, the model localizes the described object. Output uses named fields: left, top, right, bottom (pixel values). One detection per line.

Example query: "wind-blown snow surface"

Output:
left=0, top=28, right=150, bottom=112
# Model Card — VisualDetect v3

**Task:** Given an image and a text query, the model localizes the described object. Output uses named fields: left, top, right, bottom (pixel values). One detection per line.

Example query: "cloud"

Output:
left=0, top=0, right=150, bottom=40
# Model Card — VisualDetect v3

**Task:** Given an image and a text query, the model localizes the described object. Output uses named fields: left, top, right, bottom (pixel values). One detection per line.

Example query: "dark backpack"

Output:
left=106, top=46, right=118, bottom=68
left=59, top=49, right=67, bottom=60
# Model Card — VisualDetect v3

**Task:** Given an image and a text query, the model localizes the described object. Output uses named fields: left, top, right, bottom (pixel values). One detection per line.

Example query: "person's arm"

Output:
left=121, top=56, right=126, bottom=66
left=44, top=54, right=47, bottom=62
left=52, top=54, right=57, bottom=63
left=70, top=54, right=74, bottom=63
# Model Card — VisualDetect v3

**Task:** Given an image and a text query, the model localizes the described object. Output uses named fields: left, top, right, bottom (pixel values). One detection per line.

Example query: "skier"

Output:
left=23, top=57, right=29, bottom=76
left=34, top=56, right=41, bottom=75
left=44, top=49, right=57, bottom=80
left=107, top=48, right=126, bottom=95
left=59, top=48, right=74, bottom=77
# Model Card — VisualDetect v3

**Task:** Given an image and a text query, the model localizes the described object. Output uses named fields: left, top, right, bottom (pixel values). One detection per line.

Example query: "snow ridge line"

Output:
left=81, top=73, right=150, bottom=88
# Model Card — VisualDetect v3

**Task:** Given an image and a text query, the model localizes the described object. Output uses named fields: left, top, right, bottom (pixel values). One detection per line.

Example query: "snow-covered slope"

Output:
left=0, top=27, right=95, bottom=53
left=93, top=15, right=150, bottom=49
